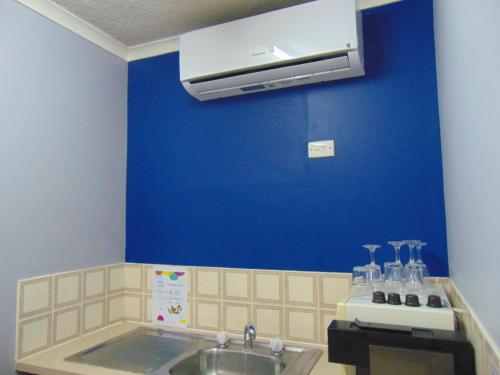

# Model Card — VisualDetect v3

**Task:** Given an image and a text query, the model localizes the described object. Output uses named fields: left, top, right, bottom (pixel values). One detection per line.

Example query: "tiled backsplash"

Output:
left=17, top=264, right=145, bottom=360
left=16, top=263, right=350, bottom=360
left=189, top=267, right=351, bottom=345
left=17, top=264, right=499, bottom=375
left=445, top=281, right=500, bottom=375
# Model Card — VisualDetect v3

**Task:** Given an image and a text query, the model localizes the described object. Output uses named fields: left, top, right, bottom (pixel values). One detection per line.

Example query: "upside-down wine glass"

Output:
left=352, top=266, right=367, bottom=286
left=416, top=241, right=426, bottom=264
left=385, top=241, right=405, bottom=286
left=362, top=244, right=383, bottom=283
left=415, top=241, right=430, bottom=279
left=405, top=240, right=419, bottom=267
left=387, top=241, right=405, bottom=265
left=403, top=240, right=425, bottom=290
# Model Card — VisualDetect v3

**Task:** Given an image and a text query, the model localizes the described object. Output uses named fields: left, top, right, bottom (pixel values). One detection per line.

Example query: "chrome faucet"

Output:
left=243, top=323, right=256, bottom=350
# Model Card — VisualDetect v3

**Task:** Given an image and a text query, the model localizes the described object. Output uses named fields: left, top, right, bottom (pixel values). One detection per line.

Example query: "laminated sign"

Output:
left=152, top=265, right=188, bottom=327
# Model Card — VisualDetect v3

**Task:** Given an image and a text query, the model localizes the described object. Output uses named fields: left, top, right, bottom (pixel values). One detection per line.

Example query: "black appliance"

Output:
left=328, top=319, right=475, bottom=375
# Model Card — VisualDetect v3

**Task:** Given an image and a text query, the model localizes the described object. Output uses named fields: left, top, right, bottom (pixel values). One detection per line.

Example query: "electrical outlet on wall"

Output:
left=308, top=140, right=335, bottom=158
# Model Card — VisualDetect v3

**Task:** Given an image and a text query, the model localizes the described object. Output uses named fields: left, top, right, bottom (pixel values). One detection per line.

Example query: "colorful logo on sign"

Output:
left=155, top=270, right=185, bottom=281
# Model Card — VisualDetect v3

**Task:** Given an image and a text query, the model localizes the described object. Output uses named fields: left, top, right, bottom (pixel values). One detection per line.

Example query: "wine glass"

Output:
left=387, top=241, right=405, bottom=265
left=405, top=264, right=425, bottom=290
left=415, top=241, right=430, bottom=279
left=362, top=244, right=383, bottom=283
left=352, top=266, right=367, bottom=286
left=405, top=240, right=419, bottom=267
left=415, top=242, right=427, bottom=264
left=384, top=241, right=405, bottom=288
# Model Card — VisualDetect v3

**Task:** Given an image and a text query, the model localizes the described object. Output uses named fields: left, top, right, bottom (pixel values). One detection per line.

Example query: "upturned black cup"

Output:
left=427, top=294, right=443, bottom=308
left=372, top=291, right=386, bottom=304
left=405, top=294, right=421, bottom=307
left=387, top=292, right=402, bottom=305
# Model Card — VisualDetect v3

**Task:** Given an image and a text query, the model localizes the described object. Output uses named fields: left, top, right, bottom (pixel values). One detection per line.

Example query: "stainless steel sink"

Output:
left=65, top=327, right=321, bottom=375
left=154, top=339, right=321, bottom=375
left=168, top=347, right=285, bottom=375
left=170, top=348, right=286, bottom=375
left=65, top=328, right=202, bottom=373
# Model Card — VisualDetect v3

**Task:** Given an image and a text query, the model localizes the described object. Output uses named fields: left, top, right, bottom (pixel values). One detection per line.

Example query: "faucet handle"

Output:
left=270, top=337, right=284, bottom=355
left=216, top=331, right=230, bottom=348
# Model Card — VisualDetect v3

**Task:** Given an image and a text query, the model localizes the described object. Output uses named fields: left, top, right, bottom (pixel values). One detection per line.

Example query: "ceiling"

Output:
left=17, top=0, right=401, bottom=60
left=49, top=0, right=313, bottom=47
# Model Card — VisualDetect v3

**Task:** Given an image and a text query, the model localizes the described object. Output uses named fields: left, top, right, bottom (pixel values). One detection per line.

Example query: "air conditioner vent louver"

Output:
left=188, top=53, right=350, bottom=85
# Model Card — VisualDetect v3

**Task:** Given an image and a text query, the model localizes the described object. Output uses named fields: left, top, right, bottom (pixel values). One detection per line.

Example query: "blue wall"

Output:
left=127, top=0, right=448, bottom=275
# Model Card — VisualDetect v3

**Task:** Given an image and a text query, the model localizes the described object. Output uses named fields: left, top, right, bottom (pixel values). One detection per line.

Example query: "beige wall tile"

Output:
left=125, top=264, right=143, bottom=292
left=455, top=309, right=472, bottom=340
left=223, top=302, right=251, bottom=334
left=428, top=277, right=449, bottom=287
left=253, top=271, right=283, bottom=304
left=442, top=279, right=453, bottom=294
left=18, top=314, right=52, bottom=359
left=195, top=300, right=221, bottom=331
left=447, top=284, right=464, bottom=309
left=107, top=294, right=125, bottom=324
left=285, top=272, right=317, bottom=307
left=336, top=302, right=346, bottom=320
left=195, top=268, right=221, bottom=299
left=124, top=294, right=143, bottom=321
left=188, top=299, right=194, bottom=328
left=144, top=265, right=153, bottom=294
left=471, top=318, right=486, bottom=375
left=285, top=307, right=318, bottom=343
left=188, top=267, right=194, bottom=297
left=53, top=306, right=81, bottom=345
left=108, top=264, right=125, bottom=294
left=83, top=299, right=106, bottom=334
left=223, top=269, right=251, bottom=302
left=449, top=281, right=500, bottom=375
left=144, top=295, right=152, bottom=323
left=319, top=274, right=351, bottom=309
left=320, top=310, right=336, bottom=344
left=19, top=277, right=53, bottom=319
left=484, top=337, right=500, bottom=375
left=253, top=305, right=283, bottom=338
left=54, top=272, right=82, bottom=309
left=84, top=267, right=106, bottom=301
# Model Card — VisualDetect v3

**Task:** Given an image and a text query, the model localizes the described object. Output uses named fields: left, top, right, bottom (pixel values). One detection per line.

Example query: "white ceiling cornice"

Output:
left=15, top=0, right=401, bottom=62
left=16, top=0, right=129, bottom=60
left=127, top=36, right=180, bottom=62
left=357, top=0, right=401, bottom=10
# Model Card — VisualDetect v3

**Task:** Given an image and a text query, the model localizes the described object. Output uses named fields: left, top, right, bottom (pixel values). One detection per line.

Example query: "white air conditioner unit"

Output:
left=179, top=0, right=364, bottom=101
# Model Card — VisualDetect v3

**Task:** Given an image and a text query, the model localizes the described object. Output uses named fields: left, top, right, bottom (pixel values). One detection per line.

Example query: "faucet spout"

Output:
left=243, top=323, right=256, bottom=350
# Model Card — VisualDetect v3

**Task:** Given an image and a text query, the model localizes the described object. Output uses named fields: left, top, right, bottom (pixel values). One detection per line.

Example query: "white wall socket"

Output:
left=308, top=140, right=335, bottom=158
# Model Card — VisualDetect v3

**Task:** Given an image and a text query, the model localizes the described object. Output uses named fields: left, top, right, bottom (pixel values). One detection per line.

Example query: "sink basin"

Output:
left=169, top=347, right=286, bottom=375
left=154, top=340, right=321, bottom=375
left=65, top=327, right=321, bottom=375
left=65, top=328, right=202, bottom=373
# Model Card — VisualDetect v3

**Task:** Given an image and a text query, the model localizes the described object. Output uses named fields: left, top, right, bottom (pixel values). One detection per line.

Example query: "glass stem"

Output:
left=370, top=250, right=375, bottom=265
left=395, top=248, right=401, bottom=264
left=417, top=248, right=422, bottom=262
left=409, top=246, right=415, bottom=264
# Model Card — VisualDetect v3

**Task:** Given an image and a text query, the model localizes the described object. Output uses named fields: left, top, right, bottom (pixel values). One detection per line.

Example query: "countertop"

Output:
left=16, top=322, right=341, bottom=375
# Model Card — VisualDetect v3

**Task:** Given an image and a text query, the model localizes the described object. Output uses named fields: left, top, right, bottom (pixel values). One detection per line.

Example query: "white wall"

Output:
left=0, top=1, right=127, bottom=372
left=434, top=0, right=500, bottom=347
